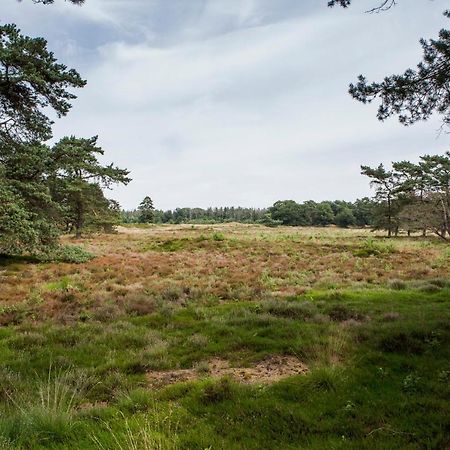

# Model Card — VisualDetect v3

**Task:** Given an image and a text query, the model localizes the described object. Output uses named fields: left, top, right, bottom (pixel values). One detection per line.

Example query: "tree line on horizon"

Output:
left=126, top=148, right=450, bottom=241
left=1, top=0, right=449, bottom=257
left=122, top=197, right=376, bottom=229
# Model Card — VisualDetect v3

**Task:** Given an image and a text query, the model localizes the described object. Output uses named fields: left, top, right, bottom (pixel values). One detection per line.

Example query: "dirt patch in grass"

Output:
left=147, top=355, right=308, bottom=387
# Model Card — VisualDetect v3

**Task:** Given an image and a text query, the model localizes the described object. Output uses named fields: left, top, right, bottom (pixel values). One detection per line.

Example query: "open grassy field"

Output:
left=0, top=224, right=449, bottom=449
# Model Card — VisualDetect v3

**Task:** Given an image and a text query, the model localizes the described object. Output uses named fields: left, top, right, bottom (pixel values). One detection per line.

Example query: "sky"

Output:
left=1, top=0, right=449, bottom=210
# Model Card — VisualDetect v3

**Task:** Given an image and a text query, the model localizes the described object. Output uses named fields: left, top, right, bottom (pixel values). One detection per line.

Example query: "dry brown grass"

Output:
left=0, top=224, right=448, bottom=324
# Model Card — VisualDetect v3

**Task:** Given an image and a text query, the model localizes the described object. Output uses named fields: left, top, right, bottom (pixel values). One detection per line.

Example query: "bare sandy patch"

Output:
left=147, top=355, right=308, bottom=388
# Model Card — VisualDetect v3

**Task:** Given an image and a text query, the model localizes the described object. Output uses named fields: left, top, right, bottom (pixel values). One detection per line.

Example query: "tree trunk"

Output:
left=75, top=194, right=84, bottom=239
left=387, top=194, right=392, bottom=238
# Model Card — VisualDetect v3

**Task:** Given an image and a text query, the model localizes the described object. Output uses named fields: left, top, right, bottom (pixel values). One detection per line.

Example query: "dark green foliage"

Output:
left=361, top=164, right=398, bottom=237
left=49, top=136, right=130, bottom=237
left=122, top=199, right=376, bottom=227
left=266, top=199, right=376, bottom=228
left=39, top=245, right=94, bottom=263
left=123, top=206, right=269, bottom=225
left=0, top=144, right=60, bottom=255
left=335, top=208, right=356, bottom=228
left=269, top=200, right=309, bottom=226
left=0, top=25, right=87, bottom=255
left=137, top=196, right=155, bottom=223
left=350, top=21, right=450, bottom=128
left=312, top=202, right=334, bottom=226
left=0, top=172, right=44, bottom=255
left=257, top=213, right=283, bottom=227
left=363, top=152, right=450, bottom=240
left=0, top=25, right=127, bottom=254
left=353, top=197, right=375, bottom=227
left=330, top=1, right=450, bottom=128
left=0, top=24, right=85, bottom=142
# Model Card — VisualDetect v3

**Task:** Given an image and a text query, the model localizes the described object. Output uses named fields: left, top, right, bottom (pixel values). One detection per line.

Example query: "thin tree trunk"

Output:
left=387, top=194, right=392, bottom=238
left=75, top=194, right=84, bottom=239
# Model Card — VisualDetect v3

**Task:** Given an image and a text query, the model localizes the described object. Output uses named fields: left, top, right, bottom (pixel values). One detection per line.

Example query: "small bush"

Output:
left=125, top=294, right=156, bottom=316
left=201, top=378, right=233, bottom=404
left=327, top=304, right=362, bottom=322
left=195, top=361, right=211, bottom=375
left=160, top=286, right=184, bottom=302
left=379, top=331, right=427, bottom=354
left=389, top=279, right=407, bottom=290
left=212, top=232, right=225, bottom=241
left=258, top=214, right=282, bottom=227
left=428, top=278, right=449, bottom=288
left=304, top=367, right=340, bottom=392
left=418, top=283, right=442, bottom=293
left=146, top=239, right=186, bottom=252
left=261, top=300, right=317, bottom=320
left=354, top=239, right=395, bottom=257
left=40, top=245, right=94, bottom=264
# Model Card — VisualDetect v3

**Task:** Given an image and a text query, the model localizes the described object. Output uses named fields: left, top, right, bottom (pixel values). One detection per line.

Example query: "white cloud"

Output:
left=3, top=0, right=449, bottom=209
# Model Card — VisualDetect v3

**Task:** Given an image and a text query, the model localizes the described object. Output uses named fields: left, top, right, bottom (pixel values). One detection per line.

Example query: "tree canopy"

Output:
left=329, top=1, right=450, bottom=129
left=362, top=153, right=450, bottom=240
left=138, top=196, right=155, bottom=223
left=0, top=24, right=86, bottom=143
left=49, top=136, right=130, bottom=237
left=0, top=22, right=128, bottom=255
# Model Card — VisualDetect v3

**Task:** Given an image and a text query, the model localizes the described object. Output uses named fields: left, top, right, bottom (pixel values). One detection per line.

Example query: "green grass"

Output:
left=0, top=286, right=448, bottom=448
left=0, top=224, right=449, bottom=448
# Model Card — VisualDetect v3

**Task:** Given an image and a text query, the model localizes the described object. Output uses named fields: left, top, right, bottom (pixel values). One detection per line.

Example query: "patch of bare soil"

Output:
left=147, top=355, right=308, bottom=388
left=116, top=226, right=151, bottom=235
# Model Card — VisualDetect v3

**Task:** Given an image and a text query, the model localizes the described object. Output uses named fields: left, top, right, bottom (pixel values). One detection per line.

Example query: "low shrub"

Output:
left=389, top=279, right=407, bottom=290
left=212, top=232, right=225, bottom=241
left=201, top=378, right=233, bottom=404
left=379, top=330, right=428, bottom=354
left=326, top=304, right=364, bottom=322
left=125, top=294, right=156, bottom=316
left=261, top=300, right=317, bottom=320
left=40, top=245, right=94, bottom=264
left=353, top=239, right=395, bottom=257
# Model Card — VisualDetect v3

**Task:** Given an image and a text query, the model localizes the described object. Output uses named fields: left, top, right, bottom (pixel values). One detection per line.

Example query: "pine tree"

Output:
left=138, top=196, right=155, bottom=223
left=49, top=136, right=130, bottom=238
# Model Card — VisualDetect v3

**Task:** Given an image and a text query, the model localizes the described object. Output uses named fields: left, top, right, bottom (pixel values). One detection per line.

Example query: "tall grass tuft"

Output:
left=302, top=325, right=350, bottom=367
left=0, top=366, right=90, bottom=447
left=92, top=407, right=179, bottom=450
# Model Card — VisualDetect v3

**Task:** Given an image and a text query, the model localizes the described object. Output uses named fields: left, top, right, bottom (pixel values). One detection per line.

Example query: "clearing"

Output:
left=0, top=224, right=449, bottom=449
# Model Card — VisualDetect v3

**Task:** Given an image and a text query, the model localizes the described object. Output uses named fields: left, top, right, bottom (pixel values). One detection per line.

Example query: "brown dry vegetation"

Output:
left=0, top=224, right=449, bottom=449
left=1, top=224, right=448, bottom=326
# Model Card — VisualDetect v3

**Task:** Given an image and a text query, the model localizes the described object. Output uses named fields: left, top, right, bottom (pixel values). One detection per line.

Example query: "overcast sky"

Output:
left=2, top=0, right=449, bottom=209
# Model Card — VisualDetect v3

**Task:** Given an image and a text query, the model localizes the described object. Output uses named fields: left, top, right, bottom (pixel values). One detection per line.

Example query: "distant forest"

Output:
left=122, top=198, right=375, bottom=228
